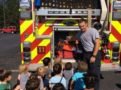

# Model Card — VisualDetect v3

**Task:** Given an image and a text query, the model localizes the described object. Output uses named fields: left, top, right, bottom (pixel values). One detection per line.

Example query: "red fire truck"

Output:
left=19, top=0, right=121, bottom=71
left=0, top=26, right=17, bottom=33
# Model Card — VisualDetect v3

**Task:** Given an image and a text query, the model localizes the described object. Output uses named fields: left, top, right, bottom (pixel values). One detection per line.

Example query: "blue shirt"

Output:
left=72, top=72, right=86, bottom=90
left=49, top=76, right=67, bottom=89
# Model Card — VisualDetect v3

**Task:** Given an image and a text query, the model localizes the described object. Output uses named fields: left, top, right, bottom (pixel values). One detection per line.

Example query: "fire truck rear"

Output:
left=19, top=0, right=121, bottom=71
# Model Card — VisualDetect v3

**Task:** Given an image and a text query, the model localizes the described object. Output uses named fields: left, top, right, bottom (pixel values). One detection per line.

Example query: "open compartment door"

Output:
left=52, top=26, right=83, bottom=63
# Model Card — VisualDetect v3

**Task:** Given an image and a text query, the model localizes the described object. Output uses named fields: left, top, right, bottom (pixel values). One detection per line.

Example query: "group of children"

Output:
left=0, top=57, right=96, bottom=90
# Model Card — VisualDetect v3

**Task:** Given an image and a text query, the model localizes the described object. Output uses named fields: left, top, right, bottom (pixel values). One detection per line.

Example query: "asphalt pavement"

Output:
left=0, top=33, right=121, bottom=90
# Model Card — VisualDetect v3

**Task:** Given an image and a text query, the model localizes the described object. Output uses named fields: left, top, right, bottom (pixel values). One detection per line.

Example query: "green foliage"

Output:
left=0, top=0, right=19, bottom=28
left=0, top=5, right=4, bottom=28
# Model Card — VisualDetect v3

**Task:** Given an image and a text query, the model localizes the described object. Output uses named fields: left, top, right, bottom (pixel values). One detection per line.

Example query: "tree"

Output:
left=0, top=0, right=19, bottom=28
left=0, top=5, right=4, bottom=28
left=6, top=0, right=19, bottom=27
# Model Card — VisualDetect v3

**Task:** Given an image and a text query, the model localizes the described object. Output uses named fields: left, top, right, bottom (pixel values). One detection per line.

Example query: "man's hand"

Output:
left=90, top=56, right=96, bottom=63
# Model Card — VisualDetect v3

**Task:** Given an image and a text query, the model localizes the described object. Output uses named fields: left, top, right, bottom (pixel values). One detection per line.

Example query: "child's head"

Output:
left=43, top=57, right=51, bottom=66
left=65, top=62, right=72, bottom=70
left=26, top=76, right=40, bottom=90
left=52, top=83, right=66, bottom=90
left=53, top=63, right=62, bottom=75
left=29, top=73, right=38, bottom=81
left=36, top=66, right=46, bottom=77
left=1, top=70, right=12, bottom=81
left=19, top=64, right=28, bottom=74
left=4, top=71, right=12, bottom=81
left=77, top=61, right=87, bottom=72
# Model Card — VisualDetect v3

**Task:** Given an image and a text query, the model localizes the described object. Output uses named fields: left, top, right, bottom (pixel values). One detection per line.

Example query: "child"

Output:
left=26, top=73, right=40, bottom=90
left=43, top=57, right=52, bottom=79
left=42, top=57, right=53, bottom=90
left=0, top=70, right=12, bottom=90
left=17, top=64, right=30, bottom=90
left=36, top=66, right=45, bottom=90
left=70, top=61, right=87, bottom=90
left=49, top=63, right=67, bottom=89
left=63, top=62, right=73, bottom=90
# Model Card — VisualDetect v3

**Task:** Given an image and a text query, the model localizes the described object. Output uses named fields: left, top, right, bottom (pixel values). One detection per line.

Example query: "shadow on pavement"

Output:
left=114, top=71, right=121, bottom=74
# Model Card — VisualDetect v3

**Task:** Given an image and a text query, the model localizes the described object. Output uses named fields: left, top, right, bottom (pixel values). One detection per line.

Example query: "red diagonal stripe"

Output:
left=31, top=43, right=51, bottom=63
left=43, top=27, right=52, bottom=35
left=31, top=39, right=42, bottom=50
left=20, top=25, right=33, bottom=43
left=111, top=25, right=121, bottom=42
left=118, top=21, right=121, bottom=24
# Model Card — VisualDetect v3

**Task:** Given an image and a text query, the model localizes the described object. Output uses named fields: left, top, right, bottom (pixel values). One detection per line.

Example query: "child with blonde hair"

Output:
left=36, top=66, right=47, bottom=90
left=18, top=64, right=30, bottom=90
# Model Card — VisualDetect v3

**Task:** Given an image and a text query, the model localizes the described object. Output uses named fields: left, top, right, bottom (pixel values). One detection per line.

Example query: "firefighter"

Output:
left=77, top=19, right=101, bottom=90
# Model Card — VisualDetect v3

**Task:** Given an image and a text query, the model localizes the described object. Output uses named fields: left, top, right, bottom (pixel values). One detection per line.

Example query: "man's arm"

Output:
left=93, top=38, right=100, bottom=57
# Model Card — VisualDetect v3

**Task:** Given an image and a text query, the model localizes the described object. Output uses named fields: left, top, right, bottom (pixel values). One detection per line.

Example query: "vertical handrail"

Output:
left=88, top=9, right=92, bottom=27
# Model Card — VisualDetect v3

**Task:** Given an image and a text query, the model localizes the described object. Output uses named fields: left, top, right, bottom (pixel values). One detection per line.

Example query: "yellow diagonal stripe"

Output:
left=38, top=51, right=51, bottom=63
left=38, top=21, right=54, bottom=35
left=39, top=39, right=50, bottom=46
left=112, top=21, right=121, bottom=34
left=38, top=24, right=49, bottom=35
left=20, top=20, right=33, bottom=34
left=109, top=34, right=118, bottom=42
left=25, top=33, right=35, bottom=42
left=31, top=48, right=38, bottom=60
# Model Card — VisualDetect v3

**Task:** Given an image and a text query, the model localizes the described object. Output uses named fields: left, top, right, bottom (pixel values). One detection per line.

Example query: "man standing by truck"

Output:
left=77, top=19, right=101, bottom=90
